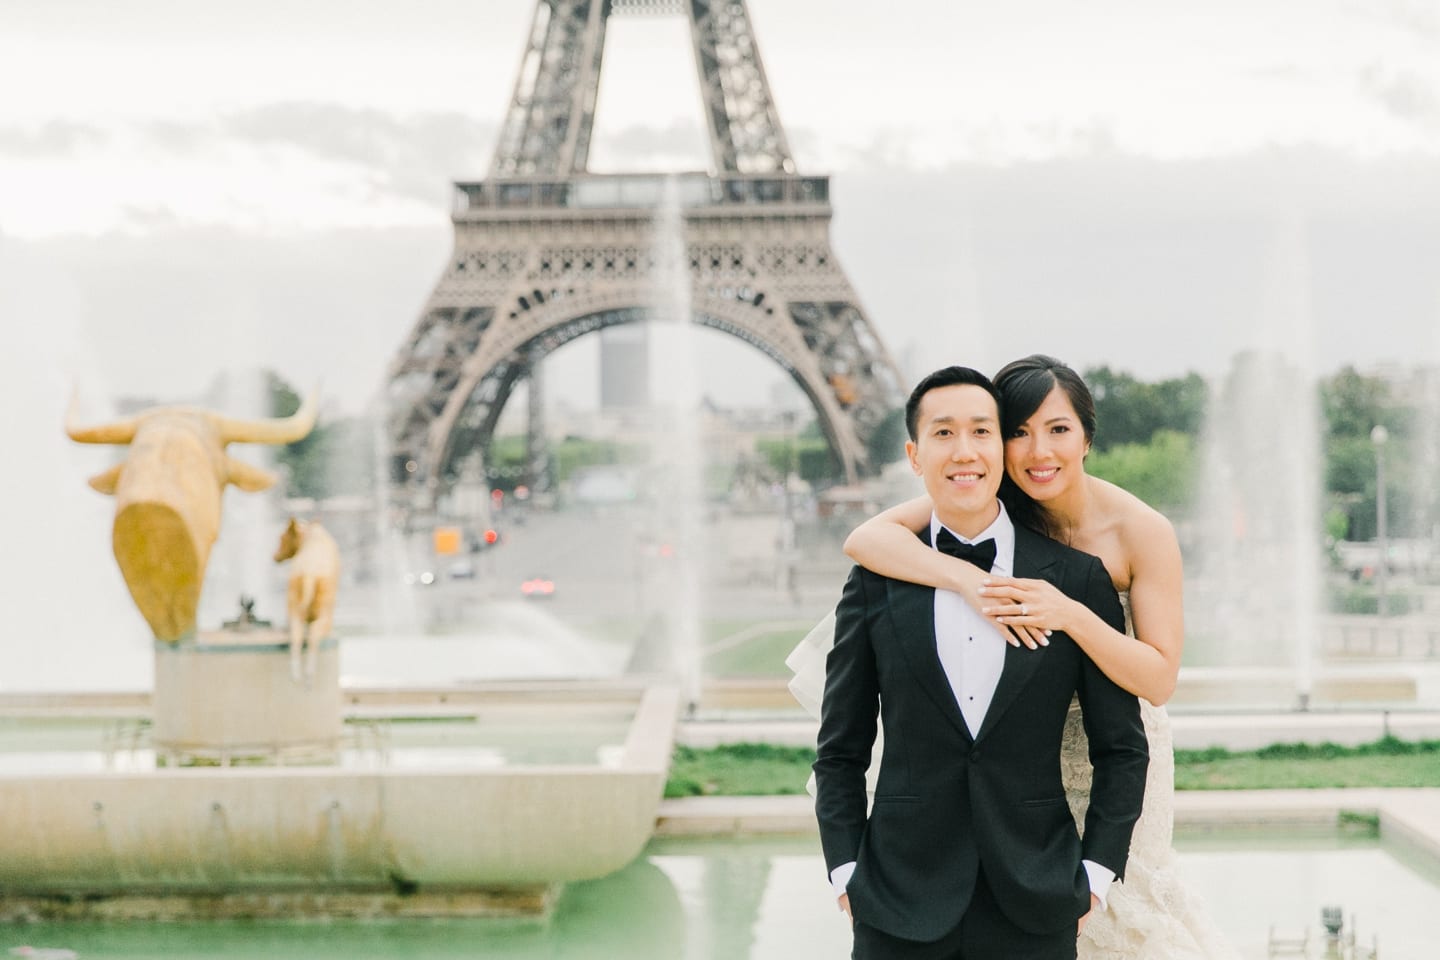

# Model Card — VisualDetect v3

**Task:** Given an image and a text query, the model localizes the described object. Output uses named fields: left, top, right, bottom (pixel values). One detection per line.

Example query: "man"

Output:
left=814, top=366, right=1148, bottom=959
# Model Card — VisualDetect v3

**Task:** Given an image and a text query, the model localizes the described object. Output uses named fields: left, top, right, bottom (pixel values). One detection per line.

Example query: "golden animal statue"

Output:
left=66, top=393, right=317, bottom=642
left=272, top=518, right=340, bottom=682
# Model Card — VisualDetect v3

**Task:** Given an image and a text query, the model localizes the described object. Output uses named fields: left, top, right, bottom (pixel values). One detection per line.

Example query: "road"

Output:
left=333, top=503, right=850, bottom=642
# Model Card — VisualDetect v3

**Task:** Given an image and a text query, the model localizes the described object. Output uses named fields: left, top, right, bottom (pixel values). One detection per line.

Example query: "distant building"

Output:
left=600, top=326, right=650, bottom=410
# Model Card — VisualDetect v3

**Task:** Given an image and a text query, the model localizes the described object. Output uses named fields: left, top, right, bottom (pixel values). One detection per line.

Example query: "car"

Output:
left=470, top=527, right=502, bottom=551
left=448, top=558, right=476, bottom=580
left=520, top=576, right=555, bottom=599
left=402, top=570, right=437, bottom=587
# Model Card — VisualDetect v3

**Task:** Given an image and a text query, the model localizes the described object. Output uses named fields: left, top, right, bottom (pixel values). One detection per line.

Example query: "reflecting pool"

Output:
left=0, top=709, right=635, bottom=773
left=4, top=831, right=1438, bottom=960
left=1176, top=825, right=1440, bottom=960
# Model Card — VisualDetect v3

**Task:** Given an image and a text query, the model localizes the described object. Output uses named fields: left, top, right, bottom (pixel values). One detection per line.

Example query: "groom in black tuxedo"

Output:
left=814, top=366, right=1148, bottom=959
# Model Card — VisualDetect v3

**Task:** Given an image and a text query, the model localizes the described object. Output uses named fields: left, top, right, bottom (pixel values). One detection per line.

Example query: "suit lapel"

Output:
left=884, top=576, right=973, bottom=742
left=975, top=527, right=1059, bottom=742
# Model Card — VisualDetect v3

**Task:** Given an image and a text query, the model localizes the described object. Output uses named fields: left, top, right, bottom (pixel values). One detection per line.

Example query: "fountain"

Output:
left=1188, top=214, right=1324, bottom=709
left=0, top=359, right=679, bottom=917
left=0, top=289, right=145, bottom=692
left=637, top=176, right=706, bottom=713
left=198, top=370, right=283, bottom=634
left=1414, top=322, right=1440, bottom=594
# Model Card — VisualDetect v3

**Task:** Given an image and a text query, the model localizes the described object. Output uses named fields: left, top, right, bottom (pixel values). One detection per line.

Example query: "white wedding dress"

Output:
left=787, top=607, right=1239, bottom=959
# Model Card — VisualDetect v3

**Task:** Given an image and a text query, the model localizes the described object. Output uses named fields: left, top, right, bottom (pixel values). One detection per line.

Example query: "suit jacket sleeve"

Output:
left=1072, top=555, right=1149, bottom=879
left=812, top=565, right=879, bottom=877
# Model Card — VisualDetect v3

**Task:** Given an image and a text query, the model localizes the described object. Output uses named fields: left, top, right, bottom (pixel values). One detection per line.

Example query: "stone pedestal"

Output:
left=152, top=629, right=341, bottom=764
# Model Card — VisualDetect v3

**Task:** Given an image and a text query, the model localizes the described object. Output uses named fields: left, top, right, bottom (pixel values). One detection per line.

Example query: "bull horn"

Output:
left=226, top=456, right=278, bottom=492
left=64, top=391, right=139, bottom=445
left=216, top=389, right=319, bottom=445
left=87, top=463, right=124, bottom=495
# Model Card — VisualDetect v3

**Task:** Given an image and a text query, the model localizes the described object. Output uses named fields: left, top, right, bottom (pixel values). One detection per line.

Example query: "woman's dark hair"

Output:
left=991, top=354, right=1097, bottom=539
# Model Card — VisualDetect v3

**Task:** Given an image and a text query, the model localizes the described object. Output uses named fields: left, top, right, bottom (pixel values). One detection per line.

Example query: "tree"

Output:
left=1082, top=366, right=1207, bottom=452
left=757, top=435, right=834, bottom=485
left=1320, top=366, right=1392, bottom=439
left=865, top=407, right=908, bottom=468
left=487, top=434, right=646, bottom=490
left=1317, top=366, right=1427, bottom=541
left=1086, top=430, right=1197, bottom=513
left=268, top=372, right=330, bottom=499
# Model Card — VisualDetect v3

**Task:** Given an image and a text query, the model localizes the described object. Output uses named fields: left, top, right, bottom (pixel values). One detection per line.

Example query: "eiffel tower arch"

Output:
left=386, top=0, right=905, bottom=502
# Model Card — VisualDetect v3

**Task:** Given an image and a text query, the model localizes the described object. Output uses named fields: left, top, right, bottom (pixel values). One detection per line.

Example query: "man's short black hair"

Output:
left=904, top=366, right=1001, bottom=441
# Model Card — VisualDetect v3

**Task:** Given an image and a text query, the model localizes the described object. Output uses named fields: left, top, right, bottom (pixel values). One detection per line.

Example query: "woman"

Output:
left=788, top=355, right=1236, bottom=958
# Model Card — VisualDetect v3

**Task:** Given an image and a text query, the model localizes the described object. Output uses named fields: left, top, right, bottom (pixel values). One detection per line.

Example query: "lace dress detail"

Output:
left=1065, top=698, right=1238, bottom=958
left=789, top=602, right=1240, bottom=958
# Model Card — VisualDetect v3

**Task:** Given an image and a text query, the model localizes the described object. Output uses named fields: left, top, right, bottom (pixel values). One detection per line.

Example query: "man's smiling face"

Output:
left=906, top=383, right=1003, bottom=537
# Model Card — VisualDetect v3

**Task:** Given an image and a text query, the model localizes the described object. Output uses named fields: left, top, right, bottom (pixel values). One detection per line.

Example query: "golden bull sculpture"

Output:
left=66, top=393, right=317, bottom=641
left=273, top=517, right=340, bottom=682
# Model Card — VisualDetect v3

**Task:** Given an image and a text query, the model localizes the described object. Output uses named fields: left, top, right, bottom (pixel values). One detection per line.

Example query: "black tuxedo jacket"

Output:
left=813, top=524, right=1149, bottom=942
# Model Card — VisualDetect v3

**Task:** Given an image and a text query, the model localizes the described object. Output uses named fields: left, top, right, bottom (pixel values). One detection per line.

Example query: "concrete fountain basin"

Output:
left=0, top=681, right=680, bottom=919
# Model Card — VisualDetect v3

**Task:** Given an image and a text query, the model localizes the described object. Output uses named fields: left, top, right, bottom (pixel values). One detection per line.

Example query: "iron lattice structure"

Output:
left=387, top=0, right=904, bottom=499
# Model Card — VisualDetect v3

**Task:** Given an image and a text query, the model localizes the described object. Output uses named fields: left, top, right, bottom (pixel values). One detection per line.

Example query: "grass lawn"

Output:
left=666, top=743, right=817, bottom=798
left=666, top=737, right=1440, bottom=797
left=1172, top=738, right=1440, bottom=790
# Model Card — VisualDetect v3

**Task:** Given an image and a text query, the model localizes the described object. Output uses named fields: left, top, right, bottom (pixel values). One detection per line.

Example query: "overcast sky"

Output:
left=4, top=0, right=1440, bottom=417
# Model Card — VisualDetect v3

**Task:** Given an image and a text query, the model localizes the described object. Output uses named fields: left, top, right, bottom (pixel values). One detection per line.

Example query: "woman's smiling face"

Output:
left=1004, top=385, right=1091, bottom=502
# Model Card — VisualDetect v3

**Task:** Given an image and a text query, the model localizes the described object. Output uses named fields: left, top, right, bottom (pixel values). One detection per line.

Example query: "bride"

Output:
left=788, top=355, right=1238, bottom=959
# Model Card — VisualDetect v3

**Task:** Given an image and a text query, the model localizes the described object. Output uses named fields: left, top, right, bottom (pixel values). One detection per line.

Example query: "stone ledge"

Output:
left=657, top=788, right=1440, bottom=865
left=656, top=795, right=816, bottom=836
left=675, top=711, right=1440, bottom=752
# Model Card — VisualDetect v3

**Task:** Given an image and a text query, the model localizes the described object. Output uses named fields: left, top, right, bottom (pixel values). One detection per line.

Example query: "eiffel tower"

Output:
left=386, top=0, right=905, bottom=502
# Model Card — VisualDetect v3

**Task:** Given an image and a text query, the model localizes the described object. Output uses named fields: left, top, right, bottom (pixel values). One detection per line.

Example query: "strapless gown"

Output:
left=786, top=609, right=1240, bottom=958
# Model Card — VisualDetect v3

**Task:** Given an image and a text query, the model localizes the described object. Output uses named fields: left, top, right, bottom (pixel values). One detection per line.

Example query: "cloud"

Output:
left=0, top=102, right=498, bottom=204
left=118, top=205, right=183, bottom=232
left=1376, top=0, right=1440, bottom=42
left=0, top=103, right=501, bottom=236
left=833, top=127, right=923, bottom=172
left=0, top=102, right=489, bottom=193
left=1358, top=64, right=1440, bottom=129
left=0, top=120, right=109, bottom=156
left=823, top=116, right=1127, bottom=174
left=586, top=119, right=711, bottom=171
left=143, top=119, right=213, bottom=153
left=22, top=145, right=1439, bottom=412
left=827, top=147, right=1440, bottom=386
left=1248, top=63, right=1314, bottom=83
left=215, top=102, right=497, bottom=202
left=8, top=221, right=450, bottom=412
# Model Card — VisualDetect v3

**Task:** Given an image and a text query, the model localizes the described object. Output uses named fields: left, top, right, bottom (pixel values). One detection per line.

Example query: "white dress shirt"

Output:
left=931, top=507, right=1015, bottom=740
left=830, top=501, right=1115, bottom=910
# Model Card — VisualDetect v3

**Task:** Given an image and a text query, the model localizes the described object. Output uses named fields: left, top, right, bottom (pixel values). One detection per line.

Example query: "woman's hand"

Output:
left=941, top=567, right=1046, bottom=649
left=978, top=576, right=1075, bottom=649
left=998, top=617, right=1049, bottom=650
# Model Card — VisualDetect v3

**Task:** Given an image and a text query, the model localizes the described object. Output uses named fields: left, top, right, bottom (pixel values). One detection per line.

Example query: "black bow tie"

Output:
left=935, top=529, right=997, bottom=571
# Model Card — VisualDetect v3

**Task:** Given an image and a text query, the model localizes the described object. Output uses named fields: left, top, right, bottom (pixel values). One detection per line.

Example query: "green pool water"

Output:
left=4, top=831, right=1438, bottom=960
